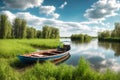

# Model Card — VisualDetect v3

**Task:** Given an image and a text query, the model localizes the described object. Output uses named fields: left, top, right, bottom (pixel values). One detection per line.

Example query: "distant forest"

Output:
left=0, top=14, right=59, bottom=39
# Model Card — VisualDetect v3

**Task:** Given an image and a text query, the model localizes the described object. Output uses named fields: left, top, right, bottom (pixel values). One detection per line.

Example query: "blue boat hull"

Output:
left=18, top=51, right=69, bottom=63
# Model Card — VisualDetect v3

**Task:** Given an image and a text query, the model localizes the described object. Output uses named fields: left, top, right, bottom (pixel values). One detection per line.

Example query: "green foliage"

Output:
left=101, top=69, right=119, bottom=80
left=42, top=25, right=59, bottom=39
left=98, top=30, right=111, bottom=39
left=13, top=18, right=21, bottom=38
left=26, top=27, right=36, bottom=38
left=71, top=34, right=92, bottom=42
left=114, top=23, right=120, bottom=37
left=37, top=30, right=42, bottom=38
left=84, top=34, right=92, bottom=42
left=13, top=18, right=27, bottom=39
left=0, top=14, right=59, bottom=39
left=98, top=22, right=120, bottom=42
left=0, top=39, right=59, bottom=58
left=1, top=57, right=120, bottom=80
left=0, top=14, right=12, bottom=39
left=0, top=58, right=20, bottom=80
left=21, top=19, right=27, bottom=38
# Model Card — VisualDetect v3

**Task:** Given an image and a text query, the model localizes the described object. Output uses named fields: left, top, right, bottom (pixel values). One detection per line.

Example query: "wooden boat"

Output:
left=17, top=53, right=70, bottom=72
left=18, top=42, right=71, bottom=63
left=18, top=49, right=70, bottom=63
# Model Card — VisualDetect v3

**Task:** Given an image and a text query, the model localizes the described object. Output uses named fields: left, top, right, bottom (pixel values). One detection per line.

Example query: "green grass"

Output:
left=0, top=39, right=59, bottom=58
left=0, top=57, right=120, bottom=80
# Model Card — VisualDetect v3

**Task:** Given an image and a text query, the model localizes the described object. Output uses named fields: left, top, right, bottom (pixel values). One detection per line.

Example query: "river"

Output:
left=60, top=38, right=120, bottom=72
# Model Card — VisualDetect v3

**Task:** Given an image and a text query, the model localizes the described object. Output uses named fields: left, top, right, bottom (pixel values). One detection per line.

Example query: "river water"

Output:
left=60, top=38, right=120, bottom=72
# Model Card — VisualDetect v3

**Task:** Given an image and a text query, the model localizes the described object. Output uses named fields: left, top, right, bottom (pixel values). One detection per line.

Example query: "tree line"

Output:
left=71, top=34, right=92, bottom=42
left=98, top=23, right=120, bottom=38
left=0, top=14, right=59, bottom=39
left=98, top=23, right=120, bottom=42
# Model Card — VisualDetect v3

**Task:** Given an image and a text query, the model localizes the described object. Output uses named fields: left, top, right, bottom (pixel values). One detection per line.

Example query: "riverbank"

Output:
left=0, top=57, right=120, bottom=80
left=0, top=39, right=59, bottom=58
left=98, top=38, right=120, bottom=42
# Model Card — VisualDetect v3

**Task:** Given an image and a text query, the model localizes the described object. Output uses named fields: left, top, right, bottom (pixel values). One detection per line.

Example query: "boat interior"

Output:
left=23, top=50, right=65, bottom=57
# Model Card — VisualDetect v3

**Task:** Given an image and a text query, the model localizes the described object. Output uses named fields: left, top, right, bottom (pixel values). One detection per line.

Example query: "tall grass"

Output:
left=0, top=39, right=120, bottom=80
left=0, top=39, right=59, bottom=58
left=0, top=57, right=120, bottom=80
left=0, top=58, right=20, bottom=80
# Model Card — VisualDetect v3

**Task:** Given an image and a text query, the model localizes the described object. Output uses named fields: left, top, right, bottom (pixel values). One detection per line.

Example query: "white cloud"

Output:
left=0, top=10, right=16, bottom=22
left=0, top=10, right=112, bottom=37
left=40, top=6, right=55, bottom=15
left=2, top=0, right=59, bottom=19
left=2, top=0, right=44, bottom=10
left=40, top=5, right=60, bottom=19
left=59, top=1, right=67, bottom=9
left=50, top=13, right=60, bottom=19
left=84, top=0, right=120, bottom=21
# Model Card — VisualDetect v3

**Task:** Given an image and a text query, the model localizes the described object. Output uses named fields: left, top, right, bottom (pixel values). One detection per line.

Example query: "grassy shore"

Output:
left=0, top=39, right=120, bottom=80
left=0, top=57, right=120, bottom=80
left=0, top=39, right=59, bottom=58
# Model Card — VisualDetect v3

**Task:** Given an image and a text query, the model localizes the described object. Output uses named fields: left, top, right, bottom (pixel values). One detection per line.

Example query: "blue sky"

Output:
left=0, top=0, right=120, bottom=37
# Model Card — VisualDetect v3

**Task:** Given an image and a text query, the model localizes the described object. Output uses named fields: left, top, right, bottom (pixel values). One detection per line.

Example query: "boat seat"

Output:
left=31, top=54, right=45, bottom=57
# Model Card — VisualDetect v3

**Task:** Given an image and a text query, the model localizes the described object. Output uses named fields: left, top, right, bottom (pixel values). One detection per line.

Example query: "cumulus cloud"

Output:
left=84, top=0, right=120, bottom=21
left=2, top=0, right=59, bottom=19
left=40, top=6, right=55, bottom=15
left=2, top=0, right=43, bottom=10
left=50, top=13, right=60, bottom=19
left=39, top=5, right=60, bottom=19
left=59, top=1, right=67, bottom=9
left=0, top=10, right=16, bottom=22
left=0, top=10, right=110, bottom=37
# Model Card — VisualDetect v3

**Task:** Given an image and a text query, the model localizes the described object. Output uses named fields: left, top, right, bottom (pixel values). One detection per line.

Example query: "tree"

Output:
left=6, top=21, right=12, bottom=38
left=20, top=19, right=26, bottom=38
left=42, top=25, right=49, bottom=38
left=0, top=14, right=12, bottom=39
left=84, top=34, right=92, bottom=42
left=26, top=27, right=36, bottom=38
left=13, top=18, right=27, bottom=38
left=71, top=34, right=86, bottom=42
left=114, top=23, right=120, bottom=37
left=98, top=31, right=110, bottom=39
left=37, top=30, right=42, bottom=38
left=111, top=30, right=116, bottom=38
left=42, top=25, right=60, bottom=39
left=0, top=14, right=60, bottom=39
left=51, top=28, right=59, bottom=38
left=13, top=18, right=21, bottom=38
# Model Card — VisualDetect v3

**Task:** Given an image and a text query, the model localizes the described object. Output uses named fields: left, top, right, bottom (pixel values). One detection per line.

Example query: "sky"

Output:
left=0, top=0, right=120, bottom=37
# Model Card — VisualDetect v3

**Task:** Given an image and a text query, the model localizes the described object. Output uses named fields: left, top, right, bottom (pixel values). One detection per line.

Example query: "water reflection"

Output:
left=61, top=38, right=120, bottom=72
left=98, top=42, right=120, bottom=56
left=71, top=40, right=91, bottom=45
left=53, top=53, right=71, bottom=64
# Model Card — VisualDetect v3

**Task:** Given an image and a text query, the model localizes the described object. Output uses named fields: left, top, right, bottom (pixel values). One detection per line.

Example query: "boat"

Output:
left=18, top=43, right=71, bottom=63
